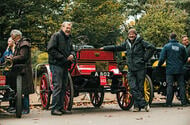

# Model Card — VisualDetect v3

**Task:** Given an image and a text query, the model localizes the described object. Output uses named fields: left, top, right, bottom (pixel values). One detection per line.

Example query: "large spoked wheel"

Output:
left=64, top=73, right=74, bottom=111
left=16, top=75, right=22, bottom=118
left=116, top=72, right=134, bottom=110
left=144, top=75, right=154, bottom=104
left=89, top=89, right=104, bottom=108
left=186, top=80, right=190, bottom=103
left=40, top=73, right=51, bottom=109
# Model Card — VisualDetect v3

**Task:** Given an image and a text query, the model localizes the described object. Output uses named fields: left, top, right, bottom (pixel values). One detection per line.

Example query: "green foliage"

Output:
left=0, top=0, right=125, bottom=50
left=31, top=47, right=48, bottom=68
left=66, top=0, right=125, bottom=47
left=175, top=0, right=190, bottom=36
left=0, top=40, right=7, bottom=56
left=0, top=0, right=64, bottom=51
left=135, top=0, right=188, bottom=47
left=0, top=0, right=189, bottom=50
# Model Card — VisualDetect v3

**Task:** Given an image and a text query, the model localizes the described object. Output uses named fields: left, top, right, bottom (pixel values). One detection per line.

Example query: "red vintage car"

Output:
left=0, top=60, right=22, bottom=118
left=36, top=48, right=134, bottom=111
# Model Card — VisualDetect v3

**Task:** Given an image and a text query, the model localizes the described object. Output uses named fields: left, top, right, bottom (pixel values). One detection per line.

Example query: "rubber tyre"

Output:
left=64, top=73, right=74, bottom=111
left=144, top=75, right=154, bottom=105
left=16, top=75, right=22, bottom=118
left=89, top=90, right=104, bottom=108
left=116, top=72, right=134, bottom=110
left=40, top=73, right=51, bottom=109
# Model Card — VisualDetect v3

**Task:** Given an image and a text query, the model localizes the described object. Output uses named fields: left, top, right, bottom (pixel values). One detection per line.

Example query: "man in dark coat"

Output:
left=181, top=35, right=190, bottom=81
left=101, top=28, right=155, bottom=112
left=158, top=33, right=187, bottom=107
left=7, top=29, right=34, bottom=114
left=47, top=21, right=74, bottom=115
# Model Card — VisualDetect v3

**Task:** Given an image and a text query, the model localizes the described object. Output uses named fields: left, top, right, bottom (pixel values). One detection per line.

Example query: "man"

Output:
left=7, top=29, right=34, bottom=114
left=47, top=21, right=74, bottom=115
left=158, top=33, right=187, bottom=107
left=101, top=28, right=155, bottom=112
left=181, top=35, right=190, bottom=81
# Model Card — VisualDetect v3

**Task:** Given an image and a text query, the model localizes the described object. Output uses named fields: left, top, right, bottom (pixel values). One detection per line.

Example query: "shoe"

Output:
left=145, top=104, right=150, bottom=112
left=163, top=104, right=172, bottom=107
left=133, top=107, right=141, bottom=112
left=7, top=107, right=16, bottom=113
left=22, top=109, right=30, bottom=114
left=51, top=110, right=62, bottom=116
left=60, top=110, right=72, bottom=114
left=181, top=103, right=188, bottom=107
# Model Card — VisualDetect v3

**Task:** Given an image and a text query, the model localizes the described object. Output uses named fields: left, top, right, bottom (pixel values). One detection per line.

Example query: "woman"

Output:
left=0, top=37, right=15, bottom=64
left=0, top=37, right=15, bottom=113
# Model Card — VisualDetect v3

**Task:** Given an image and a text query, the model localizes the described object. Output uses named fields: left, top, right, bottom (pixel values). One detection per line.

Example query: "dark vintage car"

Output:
left=120, top=47, right=190, bottom=104
left=146, top=48, right=190, bottom=104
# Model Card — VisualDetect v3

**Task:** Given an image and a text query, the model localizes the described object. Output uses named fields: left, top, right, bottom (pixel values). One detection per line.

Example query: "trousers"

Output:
left=50, top=65, right=68, bottom=111
left=127, top=69, right=147, bottom=108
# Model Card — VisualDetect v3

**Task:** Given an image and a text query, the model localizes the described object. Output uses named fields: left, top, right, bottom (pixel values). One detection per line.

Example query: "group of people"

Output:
left=0, top=30, right=34, bottom=114
left=158, top=33, right=189, bottom=107
left=101, top=31, right=190, bottom=112
left=0, top=21, right=189, bottom=116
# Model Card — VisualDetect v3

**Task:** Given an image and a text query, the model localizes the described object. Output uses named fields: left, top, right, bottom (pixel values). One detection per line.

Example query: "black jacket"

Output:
left=103, top=35, right=155, bottom=71
left=47, top=30, right=73, bottom=66
left=184, top=44, right=190, bottom=70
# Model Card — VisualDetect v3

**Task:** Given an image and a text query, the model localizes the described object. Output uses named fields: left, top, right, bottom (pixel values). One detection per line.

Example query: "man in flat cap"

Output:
left=101, top=28, right=155, bottom=112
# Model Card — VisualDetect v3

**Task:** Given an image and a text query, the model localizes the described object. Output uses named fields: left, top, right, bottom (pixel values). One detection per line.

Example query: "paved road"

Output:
left=0, top=102, right=190, bottom=125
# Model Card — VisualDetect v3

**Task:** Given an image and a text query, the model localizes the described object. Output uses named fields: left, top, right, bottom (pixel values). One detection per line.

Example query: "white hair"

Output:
left=62, top=21, right=72, bottom=27
left=10, top=29, right=22, bottom=37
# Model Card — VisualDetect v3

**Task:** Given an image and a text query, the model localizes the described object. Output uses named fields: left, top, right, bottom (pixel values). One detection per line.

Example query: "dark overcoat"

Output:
left=7, top=38, right=34, bottom=95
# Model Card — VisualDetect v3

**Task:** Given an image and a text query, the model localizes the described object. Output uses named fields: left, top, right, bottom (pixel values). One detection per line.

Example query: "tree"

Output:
left=135, top=0, right=188, bottom=47
left=175, top=0, right=190, bottom=36
left=0, top=0, right=64, bottom=52
left=64, top=0, right=125, bottom=47
left=0, top=0, right=126, bottom=51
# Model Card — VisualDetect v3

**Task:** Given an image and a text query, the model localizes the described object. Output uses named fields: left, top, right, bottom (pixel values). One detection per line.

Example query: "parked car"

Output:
left=146, top=48, right=190, bottom=104
left=35, top=48, right=134, bottom=111
left=0, top=59, right=22, bottom=118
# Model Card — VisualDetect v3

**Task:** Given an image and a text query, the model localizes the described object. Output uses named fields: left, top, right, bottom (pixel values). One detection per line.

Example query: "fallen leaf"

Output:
left=136, top=117, right=143, bottom=120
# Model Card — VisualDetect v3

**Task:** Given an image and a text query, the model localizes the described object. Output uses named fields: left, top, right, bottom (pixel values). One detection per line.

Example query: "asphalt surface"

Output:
left=0, top=94, right=190, bottom=125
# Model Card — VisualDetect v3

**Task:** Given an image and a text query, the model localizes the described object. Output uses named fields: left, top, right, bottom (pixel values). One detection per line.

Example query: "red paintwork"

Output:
left=71, top=49, right=121, bottom=77
left=77, top=49, right=114, bottom=61
left=0, top=75, right=6, bottom=86
left=44, top=49, right=122, bottom=87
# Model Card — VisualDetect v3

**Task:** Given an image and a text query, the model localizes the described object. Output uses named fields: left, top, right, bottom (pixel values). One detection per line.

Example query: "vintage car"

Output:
left=35, top=48, right=134, bottom=111
left=120, top=47, right=190, bottom=105
left=0, top=59, right=22, bottom=118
